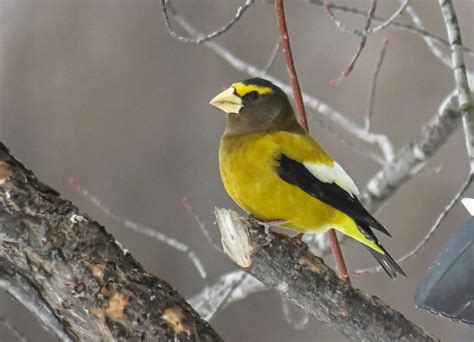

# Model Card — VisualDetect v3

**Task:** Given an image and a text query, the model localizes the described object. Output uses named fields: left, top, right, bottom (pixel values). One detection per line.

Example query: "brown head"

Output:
left=209, top=78, right=302, bottom=136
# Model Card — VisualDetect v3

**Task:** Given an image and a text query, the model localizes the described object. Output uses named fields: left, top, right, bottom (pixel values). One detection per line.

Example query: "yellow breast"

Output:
left=219, top=131, right=352, bottom=232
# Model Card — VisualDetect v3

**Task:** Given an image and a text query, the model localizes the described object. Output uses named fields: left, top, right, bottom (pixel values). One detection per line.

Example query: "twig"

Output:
left=161, top=0, right=255, bottom=45
left=311, top=1, right=474, bottom=56
left=166, top=4, right=395, bottom=161
left=0, top=315, right=28, bottom=342
left=322, top=1, right=364, bottom=37
left=365, top=38, right=389, bottom=131
left=330, top=0, right=377, bottom=86
left=189, top=270, right=265, bottom=319
left=69, top=177, right=208, bottom=281
left=0, top=143, right=222, bottom=340
left=362, top=92, right=462, bottom=212
left=367, top=0, right=411, bottom=34
left=275, top=0, right=308, bottom=129
left=438, top=0, right=474, bottom=172
left=263, top=39, right=281, bottom=73
left=354, top=175, right=472, bottom=275
left=275, top=0, right=349, bottom=282
left=312, top=116, right=386, bottom=165
left=402, top=1, right=451, bottom=68
left=215, top=208, right=434, bottom=341
left=181, top=196, right=222, bottom=252
left=204, top=272, right=248, bottom=320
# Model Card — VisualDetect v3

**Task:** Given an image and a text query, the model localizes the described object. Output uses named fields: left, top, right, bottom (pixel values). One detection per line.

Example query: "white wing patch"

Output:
left=303, top=162, right=360, bottom=197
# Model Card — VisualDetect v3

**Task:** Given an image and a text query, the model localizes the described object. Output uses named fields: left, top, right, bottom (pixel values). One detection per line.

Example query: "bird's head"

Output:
left=210, top=78, right=299, bottom=135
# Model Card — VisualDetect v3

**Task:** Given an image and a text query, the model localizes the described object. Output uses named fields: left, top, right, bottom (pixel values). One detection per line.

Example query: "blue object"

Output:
left=415, top=217, right=474, bottom=326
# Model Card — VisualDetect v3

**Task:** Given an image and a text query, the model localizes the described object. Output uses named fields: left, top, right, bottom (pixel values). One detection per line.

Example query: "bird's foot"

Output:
left=293, top=232, right=305, bottom=241
left=261, top=225, right=273, bottom=247
left=248, top=215, right=287, bottom=246
left=290, top=232, right=308, bottom=250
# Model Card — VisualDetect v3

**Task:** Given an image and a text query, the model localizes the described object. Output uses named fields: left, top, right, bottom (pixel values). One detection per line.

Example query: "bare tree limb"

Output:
left=365, top=38, right=389, bottom=132
left=329, top=0, right=377, bottom=86
left=438, top=0, right=474, bottom=172
left=161, top=0, right=255, bottom=45
left=215, top=208, right=434, bottom=342
left=366, top=0, right=411, bottom=34
left=0, top=144, right=221, bottom=341
left=309, top=0, right=474, bottom=56
left=361, top=93, right=461, bottom=212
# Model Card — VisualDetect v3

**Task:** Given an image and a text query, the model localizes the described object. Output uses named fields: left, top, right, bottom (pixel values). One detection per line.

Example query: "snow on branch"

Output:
left=215, top=208, right=434, bottom=342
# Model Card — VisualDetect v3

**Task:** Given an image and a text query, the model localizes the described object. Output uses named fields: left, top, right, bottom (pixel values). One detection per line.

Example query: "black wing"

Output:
left=276, top=154, right=390, bottom=236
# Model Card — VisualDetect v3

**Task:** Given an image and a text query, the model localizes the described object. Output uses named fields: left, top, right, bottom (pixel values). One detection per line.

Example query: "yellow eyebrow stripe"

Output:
left=233, top=82, right=273, bottom=97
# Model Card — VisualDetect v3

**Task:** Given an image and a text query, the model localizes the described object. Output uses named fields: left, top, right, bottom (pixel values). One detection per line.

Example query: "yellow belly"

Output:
left=219, top=132, right=355, bottom=233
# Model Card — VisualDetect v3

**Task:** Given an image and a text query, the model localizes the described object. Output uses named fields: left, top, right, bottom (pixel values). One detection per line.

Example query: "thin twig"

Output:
left=311, top=1, right=474, bottom=56
left=275, top=0, right=350, bottom=283
left=401, top=1, right=451, bottom=68
left=330, top=0, right=377, bottom=86
left=205, top=272, right=248, bottom=320
left=367, top=0, right=411, bottom=33
left=322, top=1, right=364, bottom=38
left=312, top=115, right=386, bottom=165
left=365, top=38, right=389, bottom=132
left=354, top=175, right=472, bottom=275
left=263, top=39, right=281, bottom=73
left=438, top=0, right=474, bottom=172
left=161, top=0, right=255, bottom=45
left=181, top=196, right=223, bottom=252
left=68, top=177, right=208, bottom=281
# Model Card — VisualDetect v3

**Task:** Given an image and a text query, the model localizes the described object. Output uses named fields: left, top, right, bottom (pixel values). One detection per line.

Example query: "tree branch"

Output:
left=215, top=208, right=434, bottom=342
left=0, top=144, right=221, bottom=341
left=438, top=0, right=474, bottom=172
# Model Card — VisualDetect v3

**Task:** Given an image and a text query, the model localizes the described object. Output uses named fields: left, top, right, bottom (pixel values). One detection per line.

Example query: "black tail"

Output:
left=365, top=245, right=406, bottom=279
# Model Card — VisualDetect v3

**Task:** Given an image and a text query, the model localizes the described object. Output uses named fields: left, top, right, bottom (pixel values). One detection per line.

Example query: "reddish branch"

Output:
left=274, top=0, right=350, bottom=283
left=328, top=0, right=378, bottom=86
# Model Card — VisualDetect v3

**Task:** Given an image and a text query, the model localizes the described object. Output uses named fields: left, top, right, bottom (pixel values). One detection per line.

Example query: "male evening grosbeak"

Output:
left=210, top=78, right=405, bottom=279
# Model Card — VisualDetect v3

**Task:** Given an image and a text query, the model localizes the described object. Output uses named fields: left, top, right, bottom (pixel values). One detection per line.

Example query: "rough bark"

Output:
left=0, top=143, right=222, bottom=341
left=215, top=208, right=434, bottom=342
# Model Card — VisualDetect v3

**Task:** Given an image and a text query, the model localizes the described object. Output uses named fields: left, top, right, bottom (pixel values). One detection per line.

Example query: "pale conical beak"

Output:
left=209, top=86, right=242, bottom=114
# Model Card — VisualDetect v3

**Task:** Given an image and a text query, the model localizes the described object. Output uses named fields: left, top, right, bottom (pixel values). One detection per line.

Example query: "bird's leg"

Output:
left=248, top=215, right=287, bottom=246
left=293, top=232, right=305, bottom=241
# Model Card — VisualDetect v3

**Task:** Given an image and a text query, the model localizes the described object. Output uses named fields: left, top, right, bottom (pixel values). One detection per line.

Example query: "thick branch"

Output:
left=0, top=144, right=221, bottom=341
left=215, top=208, right=434, bottom=342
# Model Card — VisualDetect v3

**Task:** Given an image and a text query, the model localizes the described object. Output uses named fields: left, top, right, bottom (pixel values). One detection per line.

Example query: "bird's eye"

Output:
left=244, top=91, right=259, bottom=102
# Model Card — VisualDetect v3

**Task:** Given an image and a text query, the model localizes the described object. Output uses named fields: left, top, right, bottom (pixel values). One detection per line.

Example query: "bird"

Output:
left=209, top=77, right=405, bottom=279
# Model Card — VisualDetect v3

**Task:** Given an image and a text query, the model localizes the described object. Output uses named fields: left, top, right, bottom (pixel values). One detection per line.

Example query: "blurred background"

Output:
left=0, top=1, right=473, bottom=341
